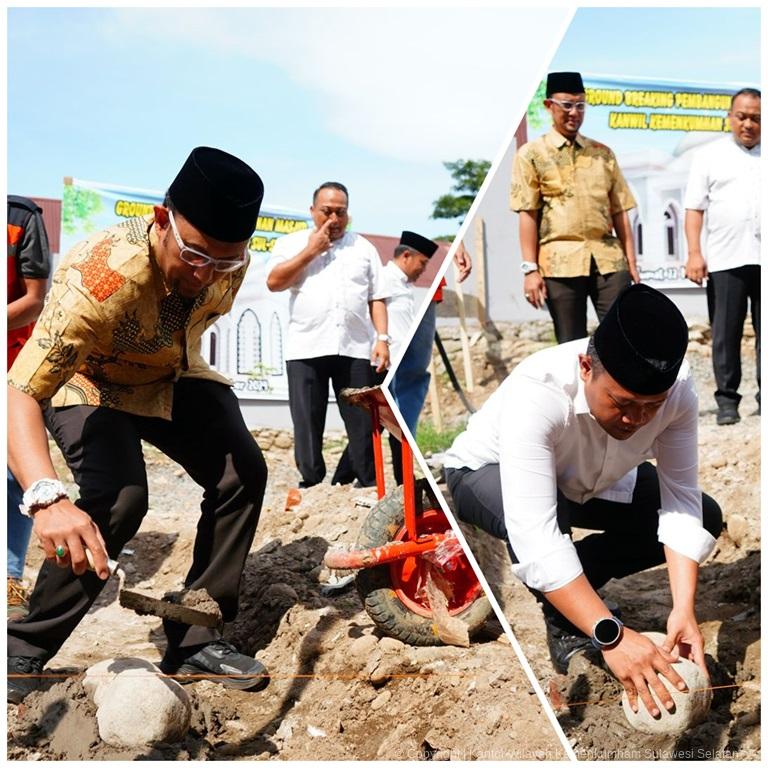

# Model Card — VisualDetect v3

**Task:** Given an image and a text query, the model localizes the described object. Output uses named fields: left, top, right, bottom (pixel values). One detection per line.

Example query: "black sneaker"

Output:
left=160, top=640, right=269, bottom=691
left=717, top=403, right=740, bottom=425
left=543, top=601, right=622, bottom=675
left=544, top=617, right=599, bottom=675
left=8, top=656, right=45, bottom=704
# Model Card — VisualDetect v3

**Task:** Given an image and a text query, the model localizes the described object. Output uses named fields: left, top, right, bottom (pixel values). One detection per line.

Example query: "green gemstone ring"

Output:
left=55, top=545, right=67, bottom=558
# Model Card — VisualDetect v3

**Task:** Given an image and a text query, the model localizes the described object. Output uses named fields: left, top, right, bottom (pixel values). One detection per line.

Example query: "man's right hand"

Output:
left=685, top=251, right=708, bottom=285
left=523, top=270, right=547, bottom=309
left=33, top=499, right=110, bottom=579
left=306, top=219, right=334, bottom=257
left=602, top=626, right=687, bottom=717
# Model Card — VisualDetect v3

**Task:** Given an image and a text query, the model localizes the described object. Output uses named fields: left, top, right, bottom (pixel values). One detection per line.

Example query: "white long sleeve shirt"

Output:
left=683, top=136, right=761, bottom=273
left=379, top=260, right=415, bottom=367
left=266, top=229, right=389, bottom=361
left=444, top=339, right=717, bottom=592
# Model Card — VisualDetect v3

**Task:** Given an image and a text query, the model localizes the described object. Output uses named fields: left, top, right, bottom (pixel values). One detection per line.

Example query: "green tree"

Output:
left=527, top=80, right=548, bottom=130
left=62, top=185, right=103, bottom=236
left=431, top=158, right=491, bottom=225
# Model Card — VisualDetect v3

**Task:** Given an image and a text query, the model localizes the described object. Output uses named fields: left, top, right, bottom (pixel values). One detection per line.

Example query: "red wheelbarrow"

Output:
left=324, top=386, right=490, bottom=646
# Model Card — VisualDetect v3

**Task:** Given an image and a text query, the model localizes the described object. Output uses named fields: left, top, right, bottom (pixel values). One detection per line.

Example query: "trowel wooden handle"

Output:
left=84, top=548, right=119, bottom=575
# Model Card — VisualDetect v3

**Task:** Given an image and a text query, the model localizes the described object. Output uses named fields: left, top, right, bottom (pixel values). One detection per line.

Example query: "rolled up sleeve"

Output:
left=655, top=379, right=717, bottom=563
left=499, top=378, right=583, bottom=592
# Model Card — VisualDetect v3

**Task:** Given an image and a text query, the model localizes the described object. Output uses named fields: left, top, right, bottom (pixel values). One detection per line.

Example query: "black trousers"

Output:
left=446, top=462, right=722, bottom=605
left=544, top=260, right=631, bottom=344
left=706, top=265, right=761, bottom=408
left=8, top=379, right=267, bottom=661
left=286, top=355, right=375, bottom=487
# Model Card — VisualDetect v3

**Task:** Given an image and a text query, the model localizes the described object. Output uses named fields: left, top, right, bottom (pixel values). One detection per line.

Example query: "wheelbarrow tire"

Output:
left=355, top=486, right=491, bottom=646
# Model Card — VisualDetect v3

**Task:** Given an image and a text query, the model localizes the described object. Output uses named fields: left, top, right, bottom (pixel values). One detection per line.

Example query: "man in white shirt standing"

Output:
left=381, top=231, right=438, bottom=368
left=266, top=182, right=390, bottom=488
left=376, top=231, right=438, bottom=483
left=444, top=284, right=722, bottom=717
left=684, top=87, right=761, bottom=425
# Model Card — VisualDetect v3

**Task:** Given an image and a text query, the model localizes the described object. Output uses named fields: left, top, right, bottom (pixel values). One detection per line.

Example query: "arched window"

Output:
left=269, top=312, right=284, bottom=376
left=237, top=310, right=262, bottom=374
left=664, top=204, right=680, bottom=260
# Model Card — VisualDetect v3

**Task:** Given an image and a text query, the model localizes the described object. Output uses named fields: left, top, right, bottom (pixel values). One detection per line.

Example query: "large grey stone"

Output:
left=621, top=632, right=712, bottom=735
left=95, top=667, right=191, bottom=747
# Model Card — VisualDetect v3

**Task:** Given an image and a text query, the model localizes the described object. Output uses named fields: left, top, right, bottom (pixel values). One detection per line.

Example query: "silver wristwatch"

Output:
left=520, top=261, right=539, bottom=275
left=590, top=615, right=624, bottom=650
left=19, top=478, right=69, bottom=518
left=377, top=334, right=391, bottom=344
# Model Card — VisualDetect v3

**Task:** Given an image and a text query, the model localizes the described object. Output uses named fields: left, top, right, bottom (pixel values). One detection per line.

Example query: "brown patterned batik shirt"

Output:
left=510, top=128, right=636, bottom=278
left=8, top=215, right=247, bottom=420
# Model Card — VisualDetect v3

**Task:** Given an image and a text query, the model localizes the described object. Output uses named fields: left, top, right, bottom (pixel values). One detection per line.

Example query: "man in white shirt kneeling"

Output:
left=444, top=284, right=722, bottom=718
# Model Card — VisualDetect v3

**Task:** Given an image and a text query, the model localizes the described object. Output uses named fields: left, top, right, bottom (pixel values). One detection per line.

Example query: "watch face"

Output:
left=594, top=617, right=621, bottom=646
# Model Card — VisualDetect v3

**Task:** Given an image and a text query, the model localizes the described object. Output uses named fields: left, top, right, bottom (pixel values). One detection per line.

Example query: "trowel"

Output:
left=86, top=550, right=224, bottom=629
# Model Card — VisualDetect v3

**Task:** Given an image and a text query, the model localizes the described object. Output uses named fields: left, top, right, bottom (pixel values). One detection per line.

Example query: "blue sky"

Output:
left=6, top=6, right=570, bottom=240
left=7, top=6, right=760, bottom=242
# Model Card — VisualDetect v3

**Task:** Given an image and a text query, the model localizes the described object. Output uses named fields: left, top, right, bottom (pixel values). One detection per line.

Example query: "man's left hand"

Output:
left=372, top=340, right=390, bottom=373
left=663, top=607, right=708, bottom=678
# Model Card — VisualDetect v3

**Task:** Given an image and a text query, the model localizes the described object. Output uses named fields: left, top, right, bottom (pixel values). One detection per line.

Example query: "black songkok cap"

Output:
left=399, top=230, right=439, bottom=258
left=593, top=284, right=688, bottom=395
left=168, top=147, right=264, bottom=242
left=546, top=71, right=585, bottom=97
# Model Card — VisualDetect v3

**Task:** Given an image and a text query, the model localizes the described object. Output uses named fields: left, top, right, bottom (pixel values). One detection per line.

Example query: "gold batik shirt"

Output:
left=8, top=215, right=247, bottom=420
left=510, top=128, right=636, bottom=278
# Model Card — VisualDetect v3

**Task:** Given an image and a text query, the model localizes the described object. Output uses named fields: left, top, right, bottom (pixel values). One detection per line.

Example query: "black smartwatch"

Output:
left=590, top=615, right=624, bottom=650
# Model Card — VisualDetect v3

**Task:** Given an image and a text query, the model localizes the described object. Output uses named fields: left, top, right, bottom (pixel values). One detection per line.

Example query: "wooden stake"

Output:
left=453, top=260, right=474, bottom=393
left=474, top=218, right=487, bottom=326
left=428, top=352, right=443, bottom=432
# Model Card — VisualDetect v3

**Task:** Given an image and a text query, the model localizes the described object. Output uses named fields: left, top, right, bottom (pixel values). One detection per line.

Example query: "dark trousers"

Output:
left=706, top=265, right=761, bottom=408
left=544, top=260, right=631, bottom=343
left=8, top=379, right=267, bottom=661
left=446, top=462, right=722, bottom=611
left=286, top=355, right=375, bottom=487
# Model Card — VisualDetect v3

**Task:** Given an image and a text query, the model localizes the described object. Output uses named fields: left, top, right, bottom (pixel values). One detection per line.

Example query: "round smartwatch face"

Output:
left=594, top=617, right=621, bottom=646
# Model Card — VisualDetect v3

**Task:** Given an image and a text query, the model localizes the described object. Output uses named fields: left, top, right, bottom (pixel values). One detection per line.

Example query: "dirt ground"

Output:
left=7, top=422, right=566, bottom=760
left=427, top=318, right=761, bottom=761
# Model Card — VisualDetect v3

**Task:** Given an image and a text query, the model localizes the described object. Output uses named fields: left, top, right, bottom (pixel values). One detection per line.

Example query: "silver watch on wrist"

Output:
left=19, top=478, right=69, bottom=518
left=520, top=261, right=539, bottom=275
left=377, top=334, right=391, bottom=344
left=590, top=615, right=624, bottom=650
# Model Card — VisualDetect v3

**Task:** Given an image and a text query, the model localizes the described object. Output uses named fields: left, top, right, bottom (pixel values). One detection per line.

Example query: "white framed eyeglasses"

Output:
left=549, top=98, right=587, bottom=113
left=168, top=209, right=248, bottom=273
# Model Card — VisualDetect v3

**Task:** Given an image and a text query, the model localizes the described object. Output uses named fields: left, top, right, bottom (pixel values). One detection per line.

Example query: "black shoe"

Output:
left=8, top=656, right=45, bottom=704
left=544, top=618, right=599, bottom=675
left=716, top=403, right=740, bottom=425
left=159, top=640, right=269, bottom=691
left=543, top=601, right=621, bottom=675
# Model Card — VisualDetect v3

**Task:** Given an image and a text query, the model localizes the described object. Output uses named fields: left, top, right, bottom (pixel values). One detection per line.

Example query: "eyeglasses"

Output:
left=167, top=209, right=248, bottom=273
left=549, top=98, right=587, bottom=113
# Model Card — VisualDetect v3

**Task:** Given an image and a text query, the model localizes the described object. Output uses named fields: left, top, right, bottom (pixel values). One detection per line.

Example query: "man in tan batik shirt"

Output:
left=8, top=148, right=273, bottom=705
left=511, top=71, right=639, bottom=343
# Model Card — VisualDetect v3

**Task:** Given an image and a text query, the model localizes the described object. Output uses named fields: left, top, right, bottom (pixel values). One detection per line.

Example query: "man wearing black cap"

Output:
left=7, top=147, right=271, bottom=703
left=444, top=284, right=722, bottom=717
left=511, top=71, right=639, bottom=343
left=382, top=231, right=438, bottom=368
left=266, top=182, right=391, bottom=488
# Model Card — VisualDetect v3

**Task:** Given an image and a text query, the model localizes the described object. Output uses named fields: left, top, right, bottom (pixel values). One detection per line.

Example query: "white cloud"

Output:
left=108, top=7, right=572, bottom=164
